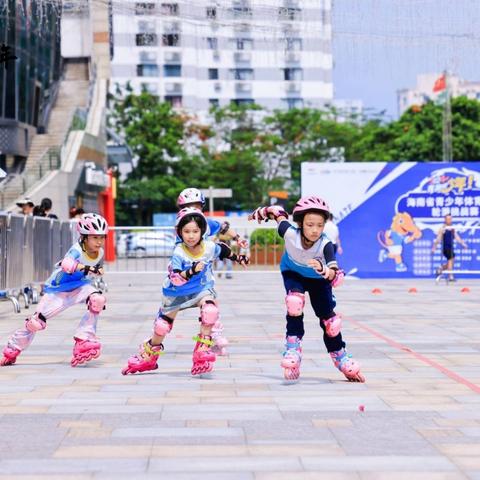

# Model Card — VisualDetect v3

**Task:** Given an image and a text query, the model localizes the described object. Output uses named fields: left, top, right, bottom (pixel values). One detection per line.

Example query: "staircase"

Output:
left=1, top=60, right=90, bottom=210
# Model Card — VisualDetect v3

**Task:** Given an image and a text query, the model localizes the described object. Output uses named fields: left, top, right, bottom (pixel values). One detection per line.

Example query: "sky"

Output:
left=332, top=0, right=480, bottom=119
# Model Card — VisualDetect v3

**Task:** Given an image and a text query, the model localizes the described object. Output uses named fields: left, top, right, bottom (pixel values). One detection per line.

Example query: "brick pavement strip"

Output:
left=0, top=275, right=479, bottom=478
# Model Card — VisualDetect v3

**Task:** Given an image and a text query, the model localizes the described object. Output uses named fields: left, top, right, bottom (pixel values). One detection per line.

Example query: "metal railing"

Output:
left=0, top=214, right=74, bottom=313
left=104, top=225, right=284, bottom=273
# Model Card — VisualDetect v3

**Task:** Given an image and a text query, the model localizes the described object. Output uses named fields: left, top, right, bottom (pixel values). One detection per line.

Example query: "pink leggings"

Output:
left=7, top=284, right=100, bottom=352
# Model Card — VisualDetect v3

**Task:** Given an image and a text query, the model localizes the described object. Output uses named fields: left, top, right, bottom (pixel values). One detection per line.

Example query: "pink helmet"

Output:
left=176, top=188, right=205, bottom=208
left=292, top=196, right=330, bottom=222
left=77, top=213, right=109, bottom=235
left=175, top=207, right=207, bottom=238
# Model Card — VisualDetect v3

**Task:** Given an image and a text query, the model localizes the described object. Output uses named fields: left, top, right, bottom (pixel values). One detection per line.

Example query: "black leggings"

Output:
left=282, top=270, right=345, bottom=353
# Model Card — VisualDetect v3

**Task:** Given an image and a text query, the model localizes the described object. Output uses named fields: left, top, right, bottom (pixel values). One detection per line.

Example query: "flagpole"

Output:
left=442, top=70, right=452, bottom=162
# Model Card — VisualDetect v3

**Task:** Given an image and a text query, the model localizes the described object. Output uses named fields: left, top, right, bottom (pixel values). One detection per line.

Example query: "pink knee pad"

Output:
left=200, top=302, right=219, bottom=327
left=323, top=314, right=342, bottom=337
left=285, top=292, right=305, bottom=316
left=87, top=293, right=106, bottom=314
left=25, top=313, right=47, bottom=333
left=154, top=318, right=172, bottom=336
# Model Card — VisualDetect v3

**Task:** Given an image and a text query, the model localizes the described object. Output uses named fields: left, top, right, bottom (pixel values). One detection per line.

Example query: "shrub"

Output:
left=249, top=228, right=284, bottom=247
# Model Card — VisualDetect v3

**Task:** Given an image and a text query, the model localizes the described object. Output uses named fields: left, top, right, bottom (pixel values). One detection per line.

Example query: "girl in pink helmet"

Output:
left=0, top=213, right=108, bottom=368
left=249, top=197, right=365, bottom=382
left=122, top=207, right=249, bottom=376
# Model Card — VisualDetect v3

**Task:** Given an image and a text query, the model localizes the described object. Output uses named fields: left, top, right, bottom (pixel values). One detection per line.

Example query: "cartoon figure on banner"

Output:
left=377, top=212, right=422, bottom=272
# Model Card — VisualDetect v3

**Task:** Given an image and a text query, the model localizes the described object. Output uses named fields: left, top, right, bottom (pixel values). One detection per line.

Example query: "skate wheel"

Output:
left=283, top=367, right=300, bottom=381
left=121, top=367, right=131, bottom=375
left=347, top=372, right=366, bottom=383
left=191, top=362, right=212, bottom=376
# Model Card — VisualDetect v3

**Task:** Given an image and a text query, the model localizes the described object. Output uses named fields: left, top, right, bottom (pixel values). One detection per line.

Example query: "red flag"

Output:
left=433, top=74, right=446, bottom=93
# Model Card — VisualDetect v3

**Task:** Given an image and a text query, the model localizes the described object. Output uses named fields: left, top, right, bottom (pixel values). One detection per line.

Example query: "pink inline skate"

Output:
left=71, top=337, right=101, bottom=367
left=330, top=348, right=365, bottom=382
left=191, top=334, right=216, bottom=375
left=211, top=321, right=229, bottom=356
left=122, top=341, right=163, bottom=375
left=0, top=346, right=21, bottom=366
left=281, top=336, right=302, bottom=380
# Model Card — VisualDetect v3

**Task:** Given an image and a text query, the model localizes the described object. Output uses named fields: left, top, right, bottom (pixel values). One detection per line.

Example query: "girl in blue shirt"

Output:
left=249, top=196, right=365, bottom=383
left=122, top=207, right=249, bottom=376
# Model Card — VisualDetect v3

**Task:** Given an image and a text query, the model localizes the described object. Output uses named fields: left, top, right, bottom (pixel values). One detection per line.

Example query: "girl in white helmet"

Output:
left=176, top=187, right=248, bottom=355
left=0, top=213, right=109, bottom=368
left=122, top=207, right=249, bottom=376
left=249, top=197, right=365, bottom=383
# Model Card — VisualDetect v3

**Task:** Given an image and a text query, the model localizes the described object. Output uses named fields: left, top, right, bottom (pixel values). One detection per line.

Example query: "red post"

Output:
left=101, top=169, right=116, bottom=262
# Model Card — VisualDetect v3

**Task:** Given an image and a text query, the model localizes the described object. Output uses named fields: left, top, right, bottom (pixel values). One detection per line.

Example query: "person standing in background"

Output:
left=323, top=213, right=343, bottom=255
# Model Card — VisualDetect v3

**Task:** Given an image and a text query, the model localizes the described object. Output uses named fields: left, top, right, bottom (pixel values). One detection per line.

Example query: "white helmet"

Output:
left=176, top=188, right=205, bottom=208
left=77, top=213, right=109, bottom=235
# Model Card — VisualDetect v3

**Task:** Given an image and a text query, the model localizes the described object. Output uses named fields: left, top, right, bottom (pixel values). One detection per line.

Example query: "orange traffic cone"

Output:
left=371, top=288, right=382, bottom=294
left=461, top=287, right=470, bottom=293
left=408, top=287, right=418, bottom=293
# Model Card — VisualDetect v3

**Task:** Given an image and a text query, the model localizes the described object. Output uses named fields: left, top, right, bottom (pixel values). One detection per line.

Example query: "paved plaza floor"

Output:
left=0, top=272, right=479, bottom=479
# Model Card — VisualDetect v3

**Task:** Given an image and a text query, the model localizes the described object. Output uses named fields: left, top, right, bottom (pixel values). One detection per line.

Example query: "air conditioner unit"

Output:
left=234, top=51, right=251, bottom=63
left=285, top=52, right=300, bottom=63
left=234, top=23, right=251, bottom=33
left=164, top=51, right=181, bottom=63
left=285, top=82, right=301, bottom=93
left=235, top=82, right=252, bottom=93
left=213, top=50, right=220, bottom=60
left=140, top=51, right=157, bottom=63
left=165, top=83, right=182, bottom=94
left=138, top=20, right=155, bottom=33
left=214, top=82, right=222, bottom=92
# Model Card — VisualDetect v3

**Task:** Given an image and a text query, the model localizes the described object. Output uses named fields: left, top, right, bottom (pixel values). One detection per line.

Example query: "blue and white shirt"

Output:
left=163, top=240, right=223, bottom=297
left=175, top=218, right=221, bottom=244
left=278, top=220, right=337, bottom=279
left=44, top=243, right=104, bottom=293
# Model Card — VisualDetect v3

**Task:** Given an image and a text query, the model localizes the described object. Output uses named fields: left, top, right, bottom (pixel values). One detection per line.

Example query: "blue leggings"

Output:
left=282, top=270, right=345, bottom=353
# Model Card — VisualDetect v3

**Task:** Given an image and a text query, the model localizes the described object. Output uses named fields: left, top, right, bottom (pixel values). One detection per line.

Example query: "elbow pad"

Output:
left=61, top=257, right=79, bottom=274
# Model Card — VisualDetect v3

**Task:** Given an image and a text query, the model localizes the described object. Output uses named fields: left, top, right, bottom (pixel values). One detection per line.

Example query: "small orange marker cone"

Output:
left=371, top=288, right=382, bottom=294
left=408, top=287, right=418, bottom=293
left=461, top=287, right=470, bottom=293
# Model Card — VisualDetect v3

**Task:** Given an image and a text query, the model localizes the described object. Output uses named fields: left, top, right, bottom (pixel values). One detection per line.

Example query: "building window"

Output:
left=136, top=33, right=158, bottom=46
left=284, top=68, right=302, bottom=81
left=141, top=83, right=158, bottom=94
left=232, top=99, right=254, bottom=106
left=161, top=3, right=178, bottom=15
left=231, top=68, right=254, bottom=80
left=137, top=64, right=159, bottom=77
left=206, top=6, right=216, bottom=19
left=209, top=99, right=219, bottom=107
left=138, top=20, right=156, bottom=33
left=283, top=98, right=304, bottom=109
left=135, top=3, right=156, bottom=15
left=278, top=7, right=301, bottom=20
left=165, top=95, right=183, bottom=108
left=208, top=68, right=219, bottom=80
left=285, top=38, right=302, bottom=51
left=207, top=37, right=218, bottom=49
left=164, top=65, right=182, bottom=77
left=232, top=6, right=252, bottom=18
left=162, top=34, right=180, bottom=46
left=236, top=38, right=253, bottom=50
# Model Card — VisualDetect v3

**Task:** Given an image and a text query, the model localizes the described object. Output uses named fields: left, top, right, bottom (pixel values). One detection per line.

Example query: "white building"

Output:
left=398, top=73, right=480, bottom=116
left=110, top=0, right=333, bottom=111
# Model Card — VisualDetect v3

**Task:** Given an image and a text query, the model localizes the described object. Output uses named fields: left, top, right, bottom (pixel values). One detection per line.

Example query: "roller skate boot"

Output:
left=330, top=348, right=365, bottom=382
left=121, top=340, right=163, bottom=375
left=0, top=346, right=21, bottom=366
left=281, top=336, right=302, bottom=380
left=191, top=334, right=216, bottom=375
left=71, top=337, right=101, bottom=367
left=211, top=321, right=229, bottom=356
